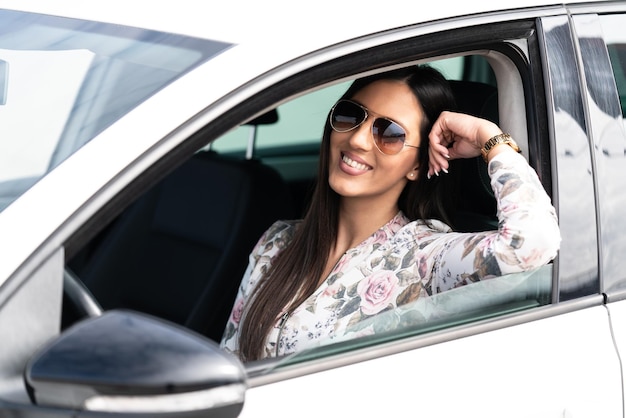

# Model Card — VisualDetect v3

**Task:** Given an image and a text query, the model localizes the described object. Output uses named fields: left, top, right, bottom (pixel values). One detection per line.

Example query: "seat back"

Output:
left=72, top=151, right=294, bottom=341
left=448, top=80, right=499, bottom=232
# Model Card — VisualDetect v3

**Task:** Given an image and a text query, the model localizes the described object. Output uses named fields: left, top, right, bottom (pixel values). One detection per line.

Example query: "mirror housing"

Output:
left=25, top=310, right=246, bottom=417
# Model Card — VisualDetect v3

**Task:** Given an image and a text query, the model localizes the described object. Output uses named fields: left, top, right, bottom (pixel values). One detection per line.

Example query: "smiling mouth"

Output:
left=342, top=154, right=371, bottom=171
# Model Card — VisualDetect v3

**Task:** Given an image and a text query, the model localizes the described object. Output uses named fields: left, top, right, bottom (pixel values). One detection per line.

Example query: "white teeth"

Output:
left=342, top=154, right=370, bottom=171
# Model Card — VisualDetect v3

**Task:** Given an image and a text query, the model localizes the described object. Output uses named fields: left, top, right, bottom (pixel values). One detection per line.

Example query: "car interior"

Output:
left=64, top=53, right=540, bottom=345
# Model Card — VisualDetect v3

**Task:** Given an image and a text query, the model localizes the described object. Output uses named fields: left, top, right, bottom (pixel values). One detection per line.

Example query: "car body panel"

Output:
left=608, top=300, right=626, bottom=404
left=0, top=248, right=62, bottom=385
left=243, top=304, right=622, bottom=417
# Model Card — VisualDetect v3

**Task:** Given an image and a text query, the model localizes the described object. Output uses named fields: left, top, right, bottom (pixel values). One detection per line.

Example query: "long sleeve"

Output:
left=425, top=150, right=561, bottom=293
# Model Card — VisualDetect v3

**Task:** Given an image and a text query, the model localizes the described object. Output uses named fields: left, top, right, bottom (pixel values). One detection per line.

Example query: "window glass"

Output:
left=600, top=14, right=626, bottom=119
left=276, top=266, right=552, bottom=366
left=590, top=14, right=626, bottom=294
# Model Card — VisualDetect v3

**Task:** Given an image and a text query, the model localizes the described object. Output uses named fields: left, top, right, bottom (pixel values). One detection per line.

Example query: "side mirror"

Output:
left=24, top=310, right=246, bottom=417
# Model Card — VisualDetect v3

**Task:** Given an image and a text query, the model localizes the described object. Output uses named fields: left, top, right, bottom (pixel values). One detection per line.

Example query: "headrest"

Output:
left=448, top=80, right=499, bottom=124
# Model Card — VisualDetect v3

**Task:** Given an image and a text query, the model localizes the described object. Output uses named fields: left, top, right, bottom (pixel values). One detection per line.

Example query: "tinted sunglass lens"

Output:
left=331, top=101, right=366, bottom=131
left=373, top=119, right=406, bottom=155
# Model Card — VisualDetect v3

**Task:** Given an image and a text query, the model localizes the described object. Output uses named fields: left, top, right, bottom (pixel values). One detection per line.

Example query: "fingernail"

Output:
left=427, top=173, right=431, bottom=180
left=435, top=171, right=439, bottom=177
left=444, top=154, right=450, bottom=159
left=442, top=168, right=448, bottom=174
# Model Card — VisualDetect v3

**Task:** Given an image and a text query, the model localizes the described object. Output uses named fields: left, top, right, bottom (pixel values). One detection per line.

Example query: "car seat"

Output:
left=70, top=117, right=294, bottom=341
left=448, top=79, right=499, bottom=232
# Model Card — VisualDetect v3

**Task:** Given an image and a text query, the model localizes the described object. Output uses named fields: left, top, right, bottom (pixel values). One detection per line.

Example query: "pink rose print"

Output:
left=230, top=298, right=245, bottom=325
left=357, top=270, right=399, bottom=315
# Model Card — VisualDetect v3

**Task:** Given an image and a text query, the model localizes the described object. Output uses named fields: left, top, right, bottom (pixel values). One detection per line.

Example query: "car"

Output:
left=0, top=0, right=625, bottom=416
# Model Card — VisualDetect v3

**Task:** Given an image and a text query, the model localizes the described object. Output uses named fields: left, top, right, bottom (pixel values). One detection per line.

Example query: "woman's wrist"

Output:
left=477, top=122, right=503, bottom=147
left=481, top=133, right=521, bottom=162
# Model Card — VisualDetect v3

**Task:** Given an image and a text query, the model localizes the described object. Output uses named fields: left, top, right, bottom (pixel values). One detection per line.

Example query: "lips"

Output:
left=341, top=153, right=372, bottom=172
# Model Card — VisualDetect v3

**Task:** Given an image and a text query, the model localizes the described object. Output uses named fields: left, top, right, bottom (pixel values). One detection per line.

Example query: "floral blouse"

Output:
left=220, top=151, right=561, bottom=359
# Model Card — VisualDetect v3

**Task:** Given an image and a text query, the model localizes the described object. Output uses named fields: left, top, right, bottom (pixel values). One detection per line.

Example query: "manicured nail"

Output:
left=442, top=168, right=448, bottom=174
left=435, top=171, right=439, bottom=176
left=444, top=154, right=450, bottom=159
left=427, top=173, right=431, bottom=180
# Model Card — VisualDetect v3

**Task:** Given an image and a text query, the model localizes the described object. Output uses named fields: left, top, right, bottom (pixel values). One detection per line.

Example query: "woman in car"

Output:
left=220, top=65, right=561, bottom=361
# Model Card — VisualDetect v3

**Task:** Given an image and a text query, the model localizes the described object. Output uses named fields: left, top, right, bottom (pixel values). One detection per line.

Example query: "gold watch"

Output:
left=480, top=133, right=521, bottom=162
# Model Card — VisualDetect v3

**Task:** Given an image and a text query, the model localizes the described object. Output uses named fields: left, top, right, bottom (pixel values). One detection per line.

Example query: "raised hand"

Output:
left=427, top=111, right=503, bottom=177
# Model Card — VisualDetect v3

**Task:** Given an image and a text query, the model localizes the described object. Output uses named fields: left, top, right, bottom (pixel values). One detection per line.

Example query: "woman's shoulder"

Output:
left=264, top=219, right=302, bottom=238
left=253, top=219, right=302, bottom=256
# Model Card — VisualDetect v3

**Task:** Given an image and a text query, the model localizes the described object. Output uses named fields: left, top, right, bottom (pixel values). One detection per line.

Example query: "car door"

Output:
left=237, top=8, right=624, bottom=418
left=569, top=5, right=626, bottom=408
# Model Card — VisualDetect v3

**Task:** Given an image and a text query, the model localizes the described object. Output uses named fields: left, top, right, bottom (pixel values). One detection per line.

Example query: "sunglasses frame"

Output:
left=329, top=99, right=419, bottom=155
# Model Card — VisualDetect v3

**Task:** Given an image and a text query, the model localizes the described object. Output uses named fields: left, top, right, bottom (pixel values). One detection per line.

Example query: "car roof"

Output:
left=0, top=0, right=595, bottom=47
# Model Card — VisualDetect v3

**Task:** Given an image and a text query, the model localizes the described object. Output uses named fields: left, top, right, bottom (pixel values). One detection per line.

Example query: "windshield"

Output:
left=0, top=9, right=231, bottom=212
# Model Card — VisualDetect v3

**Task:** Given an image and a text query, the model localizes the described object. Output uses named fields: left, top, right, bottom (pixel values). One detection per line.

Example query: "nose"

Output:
left=347, top=119, right=374, bottom=151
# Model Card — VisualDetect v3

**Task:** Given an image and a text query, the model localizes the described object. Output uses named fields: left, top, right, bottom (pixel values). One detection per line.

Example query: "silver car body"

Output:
left=0, top=0, right=625, bottom=417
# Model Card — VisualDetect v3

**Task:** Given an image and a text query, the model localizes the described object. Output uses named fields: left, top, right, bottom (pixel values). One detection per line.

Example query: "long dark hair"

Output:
left=238, top=65, right=458, bottom=361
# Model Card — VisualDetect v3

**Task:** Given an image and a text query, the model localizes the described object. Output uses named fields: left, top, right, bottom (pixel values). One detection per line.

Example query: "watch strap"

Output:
left=480, top=133, right=519, bottom=162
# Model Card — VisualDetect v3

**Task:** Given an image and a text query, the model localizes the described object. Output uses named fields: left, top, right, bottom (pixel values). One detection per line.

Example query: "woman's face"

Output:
left=328, top=79, right=423, bottom=204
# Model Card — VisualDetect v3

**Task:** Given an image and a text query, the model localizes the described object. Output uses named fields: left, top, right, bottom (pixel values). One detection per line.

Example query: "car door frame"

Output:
left=567, top=2, right=626, bottom=411
left=238, top=6, right=623, bottom=417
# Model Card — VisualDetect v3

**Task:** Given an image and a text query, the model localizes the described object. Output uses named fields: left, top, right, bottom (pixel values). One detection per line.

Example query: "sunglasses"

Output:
left=329, top=99, right=419, bottom=155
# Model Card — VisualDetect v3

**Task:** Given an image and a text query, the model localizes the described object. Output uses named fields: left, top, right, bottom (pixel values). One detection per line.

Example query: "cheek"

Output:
left=328, top=131, right=343, bottom=155
left=374, top=159, right=414, bottom=187
left=328, top=136, right=341, bottom=162
left=329, top=130, right=343, bottom=145
left=389, top=153, right=419, bottom=174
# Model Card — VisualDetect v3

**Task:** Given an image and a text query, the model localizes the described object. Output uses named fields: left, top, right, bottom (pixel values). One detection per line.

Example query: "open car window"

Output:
left=270, top=265, right=552, bottom=368
left=66, top=19, right=556, bottom=373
